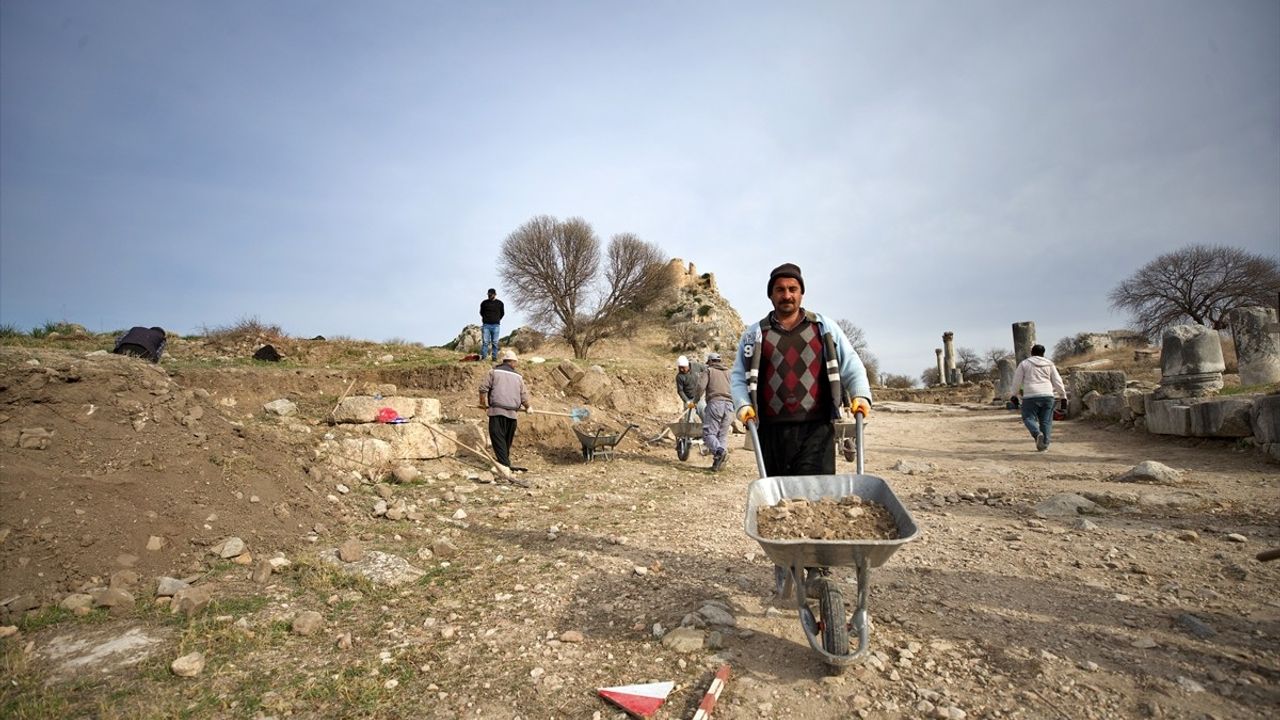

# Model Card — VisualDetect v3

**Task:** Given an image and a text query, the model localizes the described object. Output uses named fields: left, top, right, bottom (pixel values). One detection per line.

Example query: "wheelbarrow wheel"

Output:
left=676, top=437, right=691, bottom=462
left=813, top=577, right=849, bottom=661
left=841, top=437, right=856, bottom=463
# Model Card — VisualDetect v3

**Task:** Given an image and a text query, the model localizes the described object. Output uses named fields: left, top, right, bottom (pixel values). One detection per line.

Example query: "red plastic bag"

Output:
left=376, top=407, right=400, bottom=423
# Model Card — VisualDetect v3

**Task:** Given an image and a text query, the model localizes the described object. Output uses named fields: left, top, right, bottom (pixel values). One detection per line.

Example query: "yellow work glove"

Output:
left=686, top=401, right=696, bottom=409
left=849, top=397, right=871, bottom=419
left=736, top=405, right=756, bottom=424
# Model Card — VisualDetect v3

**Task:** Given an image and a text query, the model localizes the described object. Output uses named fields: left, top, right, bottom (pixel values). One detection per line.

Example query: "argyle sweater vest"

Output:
left=760, top=318, right=830, bottom=423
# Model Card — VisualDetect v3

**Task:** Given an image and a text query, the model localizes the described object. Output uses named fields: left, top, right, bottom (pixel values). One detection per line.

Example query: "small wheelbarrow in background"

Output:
left=573, top=422, right=639, bottom=462
left=668, top=406, right=703, bottom=462
left=744, top=415, right=920, bottom=672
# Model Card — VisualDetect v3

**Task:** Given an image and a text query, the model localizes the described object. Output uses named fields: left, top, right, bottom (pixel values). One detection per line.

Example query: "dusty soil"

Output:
left=1, top=340, right=1277, bottom=720
left=756, top=497, right=899, bottom=541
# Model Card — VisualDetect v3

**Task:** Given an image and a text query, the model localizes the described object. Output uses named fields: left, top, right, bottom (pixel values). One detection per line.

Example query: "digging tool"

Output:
left=525, top=407, right=591, bottom=422
left=420, top=423, right=513, bottom=481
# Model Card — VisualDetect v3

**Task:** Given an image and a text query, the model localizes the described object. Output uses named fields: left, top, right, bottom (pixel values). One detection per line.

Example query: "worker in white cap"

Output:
left=675, top=354, right=707, bottom=422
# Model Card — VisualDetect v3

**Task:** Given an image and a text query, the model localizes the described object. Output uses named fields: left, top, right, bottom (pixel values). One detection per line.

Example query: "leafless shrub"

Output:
left=202, top=316, right=286, bottom=341
left=881, top=373, right=916, bottom=389
left=668, top=322, right=712, bottom=351
left=920, top=366, right=941, bottom=386
left=836, top=318, right=879, bottom=385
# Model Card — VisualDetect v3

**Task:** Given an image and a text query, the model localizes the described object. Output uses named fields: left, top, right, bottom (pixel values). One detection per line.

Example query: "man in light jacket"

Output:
left=730, top=262, right=872, bottom=476
left=479, top=349, right=531, bottom=472
left=1009, top=344, right=1067, bottom=451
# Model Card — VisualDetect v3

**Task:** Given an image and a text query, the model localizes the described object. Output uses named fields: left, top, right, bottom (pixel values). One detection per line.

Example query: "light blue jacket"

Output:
left=730, top=310, right=871, bottom=419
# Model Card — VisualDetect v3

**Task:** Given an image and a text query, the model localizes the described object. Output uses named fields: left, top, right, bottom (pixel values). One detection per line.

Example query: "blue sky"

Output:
left=2, top=0, right=1277, bottom=378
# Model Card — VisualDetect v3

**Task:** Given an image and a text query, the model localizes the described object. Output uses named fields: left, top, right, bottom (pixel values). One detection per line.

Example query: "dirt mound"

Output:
left=0, top=348, right=334, bottom=609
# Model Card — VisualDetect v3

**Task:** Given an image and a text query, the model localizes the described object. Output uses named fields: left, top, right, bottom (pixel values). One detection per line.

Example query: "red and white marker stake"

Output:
left=597, top=680, right=674, bottom=718
left=690, top=664, right=731, bottom=720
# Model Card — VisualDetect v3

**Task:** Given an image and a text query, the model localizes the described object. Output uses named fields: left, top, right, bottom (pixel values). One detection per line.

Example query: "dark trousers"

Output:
left=488, top=415, right=518, bottom=467
left=757, top=420, right=835, bottom=477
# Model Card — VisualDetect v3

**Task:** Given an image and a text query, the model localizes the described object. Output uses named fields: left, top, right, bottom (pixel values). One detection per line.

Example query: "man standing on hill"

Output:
left=480, top=288, right=505, bottom=362
left=479, top=349, right=531, bottom=474
left=731, top=263, right=872, bottom=476
left=698, top=352, right=734, bottom=471
left=1009, top=344, right=1067, bottom=451
left=675, top=354, right=707, bottom=421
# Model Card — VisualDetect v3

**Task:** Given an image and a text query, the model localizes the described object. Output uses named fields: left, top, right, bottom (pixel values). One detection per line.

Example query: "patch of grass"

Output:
left=0, top=643, right=71, bottom=719
left=16, top=606, right=73, bottom=631
left=210, top=595, right=270, bottom=616
left=415, top=564, right=462, bottom=588
left=294, top=560, right=381, bottom=601
left=0, top=323, right=22, bottom=338
left=1219, top=382, right=1280, bottom=397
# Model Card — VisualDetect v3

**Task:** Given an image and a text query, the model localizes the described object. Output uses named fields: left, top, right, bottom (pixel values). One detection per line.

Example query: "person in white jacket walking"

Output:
left=1009, top=344, right=1067, bottom=451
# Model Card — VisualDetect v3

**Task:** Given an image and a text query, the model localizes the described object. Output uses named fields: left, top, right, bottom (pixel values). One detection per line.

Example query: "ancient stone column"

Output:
left=1155, top=324, right=1225, bottom=399
left=942, top=332, right=956, bottom=386
left=1012, top=322, right=1036, bottom=364
left=935, top=348, right=945, bottom=386
left=1228, top=306, right=1280, bottom=386
left=996, top=356, right=1016, bottom=399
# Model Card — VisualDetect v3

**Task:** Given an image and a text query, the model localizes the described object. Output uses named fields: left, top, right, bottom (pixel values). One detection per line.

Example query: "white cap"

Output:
left=499, top=349, right=518, bottom=362
left=676, top=355, right=689, bottom=368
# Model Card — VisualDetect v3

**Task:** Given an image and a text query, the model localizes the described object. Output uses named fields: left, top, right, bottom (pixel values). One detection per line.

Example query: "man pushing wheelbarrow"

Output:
left=730, top=265, right=873, bottom=597
left=731, top=263, right=917, bottom=670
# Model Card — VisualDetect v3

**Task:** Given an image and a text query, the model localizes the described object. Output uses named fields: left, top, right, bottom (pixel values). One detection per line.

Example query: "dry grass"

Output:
left=201, top=316, right=286, bottom=342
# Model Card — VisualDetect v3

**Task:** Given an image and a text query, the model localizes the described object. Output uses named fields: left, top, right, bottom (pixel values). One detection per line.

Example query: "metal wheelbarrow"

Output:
left=667, top=406, right=704, bottom=462
left=573, top=423, right=639, bottom=462
left=744, top=414, right=919, bottom=671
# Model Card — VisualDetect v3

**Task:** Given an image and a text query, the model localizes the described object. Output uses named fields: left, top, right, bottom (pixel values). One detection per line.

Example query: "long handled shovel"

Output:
left=526, top=407, right=591, bottom=422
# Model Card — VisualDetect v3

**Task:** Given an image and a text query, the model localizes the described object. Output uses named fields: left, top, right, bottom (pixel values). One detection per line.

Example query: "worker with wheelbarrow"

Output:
left=697, top=352, right=735, bottom=471
left=730, top=263, right=873, bottom=591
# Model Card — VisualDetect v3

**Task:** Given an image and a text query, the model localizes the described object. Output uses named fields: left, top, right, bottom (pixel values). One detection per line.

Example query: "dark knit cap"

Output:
left=767, top=263, right=805, bottom=295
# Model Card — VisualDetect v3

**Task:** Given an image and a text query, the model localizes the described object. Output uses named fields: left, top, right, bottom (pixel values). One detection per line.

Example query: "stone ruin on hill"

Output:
left=661, top=259, right=745, bottom=356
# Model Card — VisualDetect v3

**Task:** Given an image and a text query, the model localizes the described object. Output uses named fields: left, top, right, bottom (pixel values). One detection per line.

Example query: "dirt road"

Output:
left=4, top=354, right=1277, bottom=719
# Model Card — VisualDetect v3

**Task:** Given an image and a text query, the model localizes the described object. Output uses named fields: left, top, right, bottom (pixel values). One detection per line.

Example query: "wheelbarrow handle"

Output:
left=747, top=419, right=767, bottom=479
left=855, top=411, right=865, bottom=475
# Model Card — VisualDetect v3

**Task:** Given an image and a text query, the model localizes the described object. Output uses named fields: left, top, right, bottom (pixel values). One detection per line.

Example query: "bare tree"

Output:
left=955, top=346, right=985, bottom=380
left=499, top=216, right=671, bottom=359
left=668, top=321, right=712, bottom=352
left=880, top=373, right=916, bottom=389
left=1109, top=244, right=1280, bottom=339
left=920, top=366, right=941, bottom=387
left=983, top=347, right=1012, bottom=372
left=1052, top=334, right=1090, bottom=363
left=836, top=318, right=879, bottom=385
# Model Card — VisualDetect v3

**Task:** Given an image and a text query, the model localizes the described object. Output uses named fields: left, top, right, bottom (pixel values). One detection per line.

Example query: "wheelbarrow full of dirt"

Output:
left=743, top=414, right=920, bottom=671
left=573, top=422, right=639, bottom=462
left=667, top=406, right=703, bottom=461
